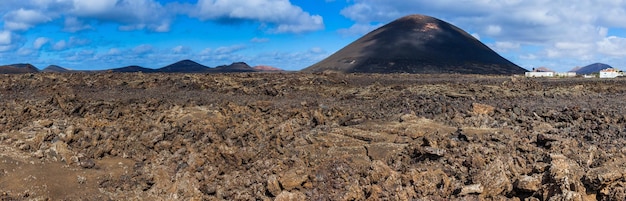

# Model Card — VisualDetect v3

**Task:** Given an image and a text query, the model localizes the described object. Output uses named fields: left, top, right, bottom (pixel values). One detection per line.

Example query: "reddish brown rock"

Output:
left=274, top=191, right=306, bottom=201
left=472, top=103, right=495, bottom=115
left=279, top=170, right=308, bottom=191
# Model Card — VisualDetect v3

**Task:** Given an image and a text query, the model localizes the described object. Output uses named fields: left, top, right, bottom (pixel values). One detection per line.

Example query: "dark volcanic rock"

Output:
left=0, top=63, right=39, bottom=74
left=572, top=63, right=612, bottom=74
left=42, top=65, right=71, bottom=73
left=303, top=14, right=527, bottom=75
left=215, top=62, right=256, bottom=72
left=110, top=65, right=156, bottom=73
left=157, top=60, right=210, bottom=73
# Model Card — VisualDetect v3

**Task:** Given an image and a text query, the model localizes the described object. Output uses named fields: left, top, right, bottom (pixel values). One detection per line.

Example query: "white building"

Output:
left=599, top=68, right=623, bottom=78
left=583, top=75, right=596, bottom=78
left=556, top=72, right=576, bottom=77
left=525, top=71, right=555, bottom=77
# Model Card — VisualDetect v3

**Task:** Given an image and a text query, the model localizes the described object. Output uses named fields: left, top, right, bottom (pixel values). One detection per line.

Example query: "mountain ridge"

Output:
left=0, top=60, right=272, bottom=74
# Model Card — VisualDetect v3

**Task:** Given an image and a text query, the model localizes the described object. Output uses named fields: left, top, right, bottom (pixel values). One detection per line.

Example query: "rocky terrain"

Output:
left=1, top=72, right=626, bottom=200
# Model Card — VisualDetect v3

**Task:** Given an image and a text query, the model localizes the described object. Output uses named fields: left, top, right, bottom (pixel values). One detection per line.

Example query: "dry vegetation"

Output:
left=1, top=72, right=626, bottom=200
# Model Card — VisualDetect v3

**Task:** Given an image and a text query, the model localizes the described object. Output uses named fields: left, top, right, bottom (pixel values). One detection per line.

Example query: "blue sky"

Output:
left=1, top=0, right=626, bottom=71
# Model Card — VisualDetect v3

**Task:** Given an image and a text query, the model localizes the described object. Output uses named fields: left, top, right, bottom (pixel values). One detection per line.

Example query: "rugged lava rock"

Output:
left=1, top=73, right=626, bottom=200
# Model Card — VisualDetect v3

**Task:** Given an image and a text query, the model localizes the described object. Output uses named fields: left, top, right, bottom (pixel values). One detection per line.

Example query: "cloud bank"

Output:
left=0, top=0, right=324, bottom=34
left=340, top=0, right=626, bottom=69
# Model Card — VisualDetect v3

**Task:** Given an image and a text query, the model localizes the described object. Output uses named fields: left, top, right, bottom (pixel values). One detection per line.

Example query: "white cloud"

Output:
left=597, top=36, right=626, bottom=57
left=545, top=42, right=594, bottom=59
left=340, top=1, right=626, bottom=41
left=485, top=25, right=502, bottom=35
left=340, top=2, right=395, bottom=23
left=193, top=0, right=324, bottom=33
left=172, top=45, right=190, bottom=54
left=214, top=45, right=246, bottom=54
left=17, top=47, right=34, bottom=56
left=273, top=15, right=323, bottom=33
left=65, top=49, right=95, bottom=61
left=253, top=47, right=330, bottom=70
left=197, top=44, right=249, bottom=65
left=337, top=22, right=383, bottom=36
left=133, top=44, right=154, bottom=55
left=0, top=45, right=14, bottom=52
left=52, top=40, right=67, bottom=51
left=1, top=0, right=171, bottom=33
left=309, top=47, right=325, bottom=54
left=1, top=0, right=325, bottom=34
left=0, top=31, right=12, bottom=45
left=554, top=42, right=593, bottom=50
left=491, top=41, right=520, bottom=52
left=107, top=48, right=121, bottom=55
left=200, top=48, right=212, bottom=55
left=3, top=8, right=52, bottom=31
left=339, top=0, right=626, bottom=69
left=68, top=37, right=90, bottom=46
left=520, top=54, right=538, bottom=60
left=49, top=37, right=89, bottom=51
left=69, top=0, right=171, bottom=32
left=63, top=17, right=92, bottom=32
left=33, top=37, right=49, bottom=49
left=251, top=37, right=270, bottom=43
left=69, top=0, right=117, bottom=16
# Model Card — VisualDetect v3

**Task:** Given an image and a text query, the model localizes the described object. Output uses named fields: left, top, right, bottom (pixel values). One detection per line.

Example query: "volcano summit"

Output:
left=304, top=15, right=527, bottom=75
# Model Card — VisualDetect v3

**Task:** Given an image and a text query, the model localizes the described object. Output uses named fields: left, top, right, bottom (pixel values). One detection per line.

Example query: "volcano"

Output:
left=572, top=63, right=612, bottom=74
left=215, top=62, right=256, bottom=72
left=0, top=63, right=39, bottom=74
left=157, top=60, right=210, bottom=73
left=110, top=65, right=156, bottom=73
left=42, top=65, right=71, bottom=73
left=303, top=15, right=526, bottom=75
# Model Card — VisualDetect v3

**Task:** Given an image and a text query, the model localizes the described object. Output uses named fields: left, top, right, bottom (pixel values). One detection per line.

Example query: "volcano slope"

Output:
left=304, top=15, right=527, bottom=74
left=1, top=73, right=626, bottom=200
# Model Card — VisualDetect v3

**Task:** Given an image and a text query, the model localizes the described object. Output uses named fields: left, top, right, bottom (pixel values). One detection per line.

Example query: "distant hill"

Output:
left=110, top=65, right=156, bottom=73
left=0, top=60, right=281, bottom=74
left=571, top=63, right=613, bottom=74
left=215, top=62, right=256, bottom=72
left=42, top=65, right=71, bottom=73
left=569, top=66, right=582, bottom=72
left=303, top=14, right=526, bottom=75
left=157, top=60, right=211, bottom=73
left=0, top=63, right=39, bottom=74
left=253, top=65, right=283, bottom=72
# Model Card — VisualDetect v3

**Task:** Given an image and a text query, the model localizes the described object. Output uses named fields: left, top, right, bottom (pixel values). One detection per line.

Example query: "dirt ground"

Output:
left=1, top=72, right=626, bottom=200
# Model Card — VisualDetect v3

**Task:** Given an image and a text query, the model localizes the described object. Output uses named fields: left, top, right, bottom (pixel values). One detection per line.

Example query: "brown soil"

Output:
left=1, top=72, right=626, bottom=200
